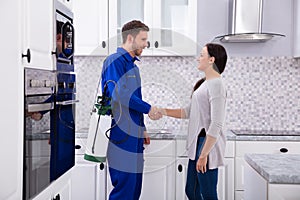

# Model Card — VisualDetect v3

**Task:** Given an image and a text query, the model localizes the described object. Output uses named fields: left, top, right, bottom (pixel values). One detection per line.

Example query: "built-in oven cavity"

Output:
left=24, top=68, right=56, bottom=200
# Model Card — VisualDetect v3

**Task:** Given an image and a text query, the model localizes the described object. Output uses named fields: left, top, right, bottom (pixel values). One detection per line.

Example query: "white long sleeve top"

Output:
left=184, top=77, right=227, bottom=169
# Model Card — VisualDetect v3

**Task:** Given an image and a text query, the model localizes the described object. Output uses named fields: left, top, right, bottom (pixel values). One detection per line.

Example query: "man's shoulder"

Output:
left=104, top=51, right=126, bottom=64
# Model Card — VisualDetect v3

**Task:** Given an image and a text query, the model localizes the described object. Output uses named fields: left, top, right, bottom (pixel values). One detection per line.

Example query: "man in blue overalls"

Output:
left=101, top=20, right=162, bottom=200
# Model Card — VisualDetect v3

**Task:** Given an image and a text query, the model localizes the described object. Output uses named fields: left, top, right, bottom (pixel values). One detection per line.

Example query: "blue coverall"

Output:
left=101, top=47, right=151, bottom=200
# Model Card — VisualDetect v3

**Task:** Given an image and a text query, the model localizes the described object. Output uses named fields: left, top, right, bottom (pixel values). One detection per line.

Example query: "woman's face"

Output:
left=197, top=46, right=212, bottom=71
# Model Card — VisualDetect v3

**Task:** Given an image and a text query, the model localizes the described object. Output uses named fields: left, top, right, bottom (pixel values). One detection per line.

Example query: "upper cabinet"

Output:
left=293, top=0, right=300, bottom=58
left=22, top=0, right=55, bottom=70
left=109, top=0, right=198, bottom=56
left=73, top=0, right=108, bottom=56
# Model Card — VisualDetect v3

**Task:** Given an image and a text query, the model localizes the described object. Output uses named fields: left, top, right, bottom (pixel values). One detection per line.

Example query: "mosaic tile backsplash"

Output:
left=74, top=56, right=300, bottom=133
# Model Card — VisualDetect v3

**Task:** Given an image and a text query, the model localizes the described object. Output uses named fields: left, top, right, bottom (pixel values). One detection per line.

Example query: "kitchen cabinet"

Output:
left=293, top=0, right=300, bottom=57
left=73, top=0, right=108, bottom=56
left=109, top=0, right=197, bottom=56
left=175, top=140, right=235, bottom=200
left=32, top=169, right=72, bottom=200
left=234, top=140, right=300, bottom=200
left=72, top=138, right=107, bottom=200
left=22, top=0, right=55, bottom=70
left=175, top=157, right=188, bottom=200
left=244, top=155, right=300, bottom=200
left=106, top=140, right=176, bottom=199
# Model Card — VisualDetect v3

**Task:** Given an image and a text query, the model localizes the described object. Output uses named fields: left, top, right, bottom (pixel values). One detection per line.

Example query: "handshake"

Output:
left=148, top=106, right=166, bottom=120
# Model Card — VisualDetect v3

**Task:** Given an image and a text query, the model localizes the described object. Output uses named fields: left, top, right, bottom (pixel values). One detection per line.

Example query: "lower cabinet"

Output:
left=106, top=140, right=176, bottom=200
left=32, top=169, right=72, bottom=200
left=175, top=140, right=235, bottom=200
left=72, top=138, right=107, bottom=200
left=71, top=157, right=107, bottom=200
left=175, top=157, right=188, bottom=200
left=235, top=140, right=300, bottom=199
left=244, top=163, right=300, bottom=200
left=140, top=157, right=176, bottom=200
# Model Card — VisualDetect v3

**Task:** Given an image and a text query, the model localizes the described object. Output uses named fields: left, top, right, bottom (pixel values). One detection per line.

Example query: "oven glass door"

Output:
left=24, top=94, right=54, bottom=199
left=56, top=11, right=74, bottom=63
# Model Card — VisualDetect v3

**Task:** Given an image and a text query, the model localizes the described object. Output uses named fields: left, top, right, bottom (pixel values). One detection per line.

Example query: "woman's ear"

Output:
left=209, top=56, right=215, bottom=65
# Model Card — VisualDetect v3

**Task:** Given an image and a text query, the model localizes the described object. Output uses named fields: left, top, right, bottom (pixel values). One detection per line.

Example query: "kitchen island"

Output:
left=244, top=153, right=300, bottom=200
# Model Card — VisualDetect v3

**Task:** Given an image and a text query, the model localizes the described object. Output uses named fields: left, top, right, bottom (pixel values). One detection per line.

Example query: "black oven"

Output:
left=24, top=68, right=55, bottom=199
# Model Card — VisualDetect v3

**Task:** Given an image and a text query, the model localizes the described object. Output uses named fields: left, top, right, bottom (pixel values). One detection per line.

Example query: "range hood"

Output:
left=215, top=0, right=285, bottom=43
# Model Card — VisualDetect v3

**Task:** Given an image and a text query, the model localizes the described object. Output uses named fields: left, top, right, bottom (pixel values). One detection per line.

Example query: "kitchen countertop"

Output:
left=245, top=153, right=300, bottom=184
left=76, top=128, right=300, bottom=141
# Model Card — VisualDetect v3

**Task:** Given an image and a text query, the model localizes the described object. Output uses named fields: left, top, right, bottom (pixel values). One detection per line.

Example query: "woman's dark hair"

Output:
left=121, top=20, right=149, bottom=43
left=193, top=43, right=227, bottom=92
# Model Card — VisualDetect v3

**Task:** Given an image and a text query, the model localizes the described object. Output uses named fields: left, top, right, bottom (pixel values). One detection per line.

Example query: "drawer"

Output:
left=144, top=140, right=176, bottom=157
left=235, top=141, right=300, bottom=157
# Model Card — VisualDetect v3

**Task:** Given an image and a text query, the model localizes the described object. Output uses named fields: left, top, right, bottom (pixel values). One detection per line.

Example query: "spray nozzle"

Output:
left=95, top=95, right=111, bottom=116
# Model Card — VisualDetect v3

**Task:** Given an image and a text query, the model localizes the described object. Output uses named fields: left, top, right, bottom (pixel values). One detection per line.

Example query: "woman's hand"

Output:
left=196, top=155, right=208, bottom=173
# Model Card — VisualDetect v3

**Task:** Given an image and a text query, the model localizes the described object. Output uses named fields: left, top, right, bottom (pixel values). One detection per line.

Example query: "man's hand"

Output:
left=148, top=106, right=162, bottom=120
left=143, top=131, right=150, bottom=145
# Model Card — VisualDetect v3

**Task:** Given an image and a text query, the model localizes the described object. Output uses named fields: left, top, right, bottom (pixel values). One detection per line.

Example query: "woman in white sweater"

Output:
left=160, top=43, right=228, bottom=200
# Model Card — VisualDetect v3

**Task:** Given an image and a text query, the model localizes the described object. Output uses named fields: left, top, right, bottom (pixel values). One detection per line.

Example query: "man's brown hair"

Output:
left=121, top=20, right=149, bottom=43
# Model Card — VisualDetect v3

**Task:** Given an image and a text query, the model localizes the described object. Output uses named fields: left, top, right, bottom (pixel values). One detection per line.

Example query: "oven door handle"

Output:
left=56, top=100, right=79, bottom=106
left=27, top=102, right=54, bottom=112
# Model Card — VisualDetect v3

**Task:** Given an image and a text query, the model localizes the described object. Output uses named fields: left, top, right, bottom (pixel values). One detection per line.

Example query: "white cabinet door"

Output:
left=244, top=163, right=267, bottom=200
left=108, top=0, right=197, bottom=56
left=151, top=0, right=197, bottom=56
left=73, top=0, right=108, bottom=56
left=23, top=0, right=54, bottom=70
left=218, top=158, right=235, bottom=200
left=33, top=170, right=72, bottom=200
left=71, top=157, right=98, bottom=200
left=293, top=0, right=300, bottom=57
left=140, top=157, right=176, bottom=200
left=175, top=157, right=188, bottom=200
left=108, top=0, right=153, bottom=55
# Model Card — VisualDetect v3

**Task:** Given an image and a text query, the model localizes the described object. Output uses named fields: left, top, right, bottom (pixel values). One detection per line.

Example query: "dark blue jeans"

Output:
left=185, top=136, right=218, bottom=200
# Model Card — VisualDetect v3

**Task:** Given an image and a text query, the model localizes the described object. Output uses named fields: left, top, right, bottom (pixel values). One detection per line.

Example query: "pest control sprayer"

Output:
left=84, top=83, right=112, bottom=163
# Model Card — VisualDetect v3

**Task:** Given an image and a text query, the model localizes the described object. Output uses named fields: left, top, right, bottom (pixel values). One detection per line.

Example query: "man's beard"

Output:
left=132, top=41, right=142, bottom=56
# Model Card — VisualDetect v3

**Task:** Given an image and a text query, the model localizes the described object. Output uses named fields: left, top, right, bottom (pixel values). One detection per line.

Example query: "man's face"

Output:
left=131, top=30, right=148, bottom=56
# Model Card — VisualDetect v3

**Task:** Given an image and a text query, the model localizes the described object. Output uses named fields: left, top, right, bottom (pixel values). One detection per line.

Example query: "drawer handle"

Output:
left=178, top=164, right=183, bottom=172
left=99, top=163, right=105, bottom=170
left=280, top=148, right=288, bottom=153
left=75, top=145, right=81, bottom=149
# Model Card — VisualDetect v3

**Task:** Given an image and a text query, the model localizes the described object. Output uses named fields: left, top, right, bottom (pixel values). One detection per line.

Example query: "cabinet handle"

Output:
left=53, top=194, right=60, bottom=200
left=147, top=41, right=150, bottom=48
left=102, top=41, right=106, bottom=48
left=154, top=41, right=159, bottom=48
left=22, top=49, right=31, bottom=63
left=280, top=148, right=288, bottom=153
left=99, top=163, right=105, bottom=170
left=75, top=145, right=81, bottom=149
left=178, top=164, right=183, bottom=172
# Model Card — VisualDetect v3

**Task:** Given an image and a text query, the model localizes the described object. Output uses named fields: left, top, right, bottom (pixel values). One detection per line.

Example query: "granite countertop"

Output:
left=76, top=128, right=300, bottom=141
left=245, top=153, right=300, bottom=184
left=231, top=130, right=300, bottom=141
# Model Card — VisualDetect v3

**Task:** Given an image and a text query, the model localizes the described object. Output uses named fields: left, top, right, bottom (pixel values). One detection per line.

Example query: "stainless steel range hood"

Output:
left=214, top=0, right=285, bottom=43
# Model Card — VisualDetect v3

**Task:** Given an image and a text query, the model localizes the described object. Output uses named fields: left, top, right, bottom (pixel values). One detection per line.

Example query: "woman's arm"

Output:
left=160, top=108, right=187, bottom=119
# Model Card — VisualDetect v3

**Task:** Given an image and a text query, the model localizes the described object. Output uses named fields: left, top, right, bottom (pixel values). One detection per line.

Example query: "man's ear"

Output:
left=127, top=34, right=134, bottom=43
